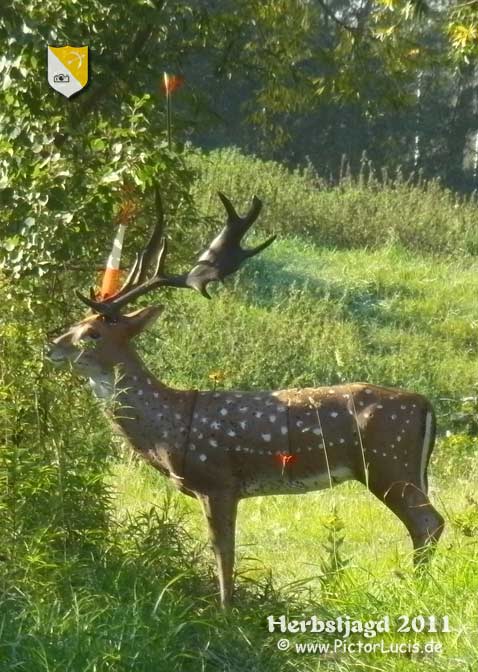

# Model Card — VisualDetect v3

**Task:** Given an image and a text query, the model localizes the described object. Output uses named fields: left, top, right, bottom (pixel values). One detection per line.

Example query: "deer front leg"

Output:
left=197, top=491, right=238, bottom=609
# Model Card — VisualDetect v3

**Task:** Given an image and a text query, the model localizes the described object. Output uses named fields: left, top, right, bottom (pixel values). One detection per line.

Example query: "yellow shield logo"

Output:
left=47, top=46, right=88, bottom=98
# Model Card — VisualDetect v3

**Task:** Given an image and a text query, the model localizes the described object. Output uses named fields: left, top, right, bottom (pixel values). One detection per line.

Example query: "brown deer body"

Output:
left=47, top=192, right=444, bottom=608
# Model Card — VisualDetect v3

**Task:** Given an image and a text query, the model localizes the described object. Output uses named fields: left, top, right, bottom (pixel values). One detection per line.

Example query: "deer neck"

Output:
left=87, top=345, right=165, bottom=400
left=90, top=345, right=194, bottom=474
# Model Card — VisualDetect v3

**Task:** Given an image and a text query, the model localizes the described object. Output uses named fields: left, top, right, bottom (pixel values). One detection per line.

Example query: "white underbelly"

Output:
left=240, top=466, right=354, bottom=497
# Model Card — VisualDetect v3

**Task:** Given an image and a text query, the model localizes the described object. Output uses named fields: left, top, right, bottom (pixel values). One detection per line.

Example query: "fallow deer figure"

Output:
left=47, top=191, right=444, bottom=608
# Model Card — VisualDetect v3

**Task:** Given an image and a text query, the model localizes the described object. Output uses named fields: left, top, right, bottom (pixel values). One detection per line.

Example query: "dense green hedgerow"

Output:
left=188, top=147, right=478, bottom=256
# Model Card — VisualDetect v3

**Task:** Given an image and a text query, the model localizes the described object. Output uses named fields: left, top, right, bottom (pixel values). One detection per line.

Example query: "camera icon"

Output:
left=53, top=73, right=70, bottom=83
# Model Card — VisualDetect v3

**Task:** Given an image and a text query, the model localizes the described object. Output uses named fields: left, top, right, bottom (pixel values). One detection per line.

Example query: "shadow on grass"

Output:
left=238, top=256, right=422, bottom=329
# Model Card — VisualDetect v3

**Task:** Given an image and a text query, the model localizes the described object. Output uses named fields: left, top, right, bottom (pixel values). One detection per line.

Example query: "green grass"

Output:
left=107, top=240, right=478, bottom=669
left=2, top=158, right=478, bottom=670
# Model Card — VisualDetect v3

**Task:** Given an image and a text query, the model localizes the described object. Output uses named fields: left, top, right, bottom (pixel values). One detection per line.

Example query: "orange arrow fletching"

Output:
left=161, top=73, right=185, bottom=94
left=274, top=453, right=297, bottom=469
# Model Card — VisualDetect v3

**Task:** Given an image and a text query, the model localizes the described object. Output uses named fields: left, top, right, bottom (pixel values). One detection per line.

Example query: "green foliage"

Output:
left=189, top=147, right=478, bottom=255
left=0, top=281, right=113, bottom=600
left=0, top=1, right=212, bottom=281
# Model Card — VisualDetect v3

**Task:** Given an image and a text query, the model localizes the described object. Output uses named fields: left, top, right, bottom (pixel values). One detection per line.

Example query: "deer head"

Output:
left=47, top=189, right=275, bottom=379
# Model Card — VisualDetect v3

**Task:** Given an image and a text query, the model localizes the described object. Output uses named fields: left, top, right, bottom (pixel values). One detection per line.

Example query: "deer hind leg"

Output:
left=372, top=480, right=444, bottom=565
left=197, top=492, right=238, bottom=609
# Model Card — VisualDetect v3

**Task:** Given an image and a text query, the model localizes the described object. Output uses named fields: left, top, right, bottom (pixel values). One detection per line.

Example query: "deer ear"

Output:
left=125, top=305, right=164, bottom=335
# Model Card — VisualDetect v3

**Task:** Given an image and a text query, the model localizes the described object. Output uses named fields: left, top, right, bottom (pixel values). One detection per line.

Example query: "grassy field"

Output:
left=103, top=239, right=478, bottom=671
left=2, top=154, right=478, bottom=670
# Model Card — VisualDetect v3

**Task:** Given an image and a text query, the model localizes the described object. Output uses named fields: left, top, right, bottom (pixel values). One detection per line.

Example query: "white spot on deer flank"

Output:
left=199, top=454, right=207, bottom=462
left=281, top=426, right=287, bottom=435
left=147, top=378, right=152, bottom=385
left=339, top=438, right=345, bottom=444
left=201, top=417, right=208, bottom=424
left=133, top=375, right=138, bottom=381
left=239, top=407, right=248, bottom=413
left=154, top=392, right=159, bottom=398
left=220, top=408, right=228, bottom=416
left=397, top=436, right=402, bottom=442
left=190, top=444, right=196, bottom=451
left=137, top=389, right=143, bottom=396
left=377, top=404, right=383, bottom=409
left=210, top=421, right=220, bottom=430
left=296, top=420, right=304, bottom=428
left=391, top=414, right=397, bottom=420
left=239, top=421, right=247, bottom=430
left=269, top=415, right=276, bottom=423
left=175, top=413, right=182, bottom=421
left=277, top=405, right=287, bottom=413
left=401, top=405, right=406, bottom=410
left=365, top=389, right=372, bottom=394
left=313, top=428, right=322, bottom=435
left=254, top=411, right=264, bottom=418
left=209, top=439, right=218, bottom=448
left=227, top=429, right=236, bottom=437
left=330, top=412, right=338, bottom=418
left=262, top=433, right=271, bottom=442
left=213, top=393, right=220, bottom=398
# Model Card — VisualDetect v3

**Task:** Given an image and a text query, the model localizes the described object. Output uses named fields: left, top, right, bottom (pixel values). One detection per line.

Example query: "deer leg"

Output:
left=197, top=492, right=238, bottom=609
left=376, top=481, right=444, bottom=564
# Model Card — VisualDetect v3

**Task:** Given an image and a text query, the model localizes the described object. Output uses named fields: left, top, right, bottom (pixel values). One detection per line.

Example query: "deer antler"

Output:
left=76, top=189, right=275, bottom=317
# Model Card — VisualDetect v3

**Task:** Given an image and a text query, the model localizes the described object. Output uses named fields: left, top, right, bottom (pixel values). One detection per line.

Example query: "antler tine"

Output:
left=135, top=184, right=165, bottom=284
left=181, top=192, right=275, bottom=298
left=153, top=237, right=168, bottom=277
left=114, top=183, right=165, bottom=296
left=217, top=192, right=263, bottom=239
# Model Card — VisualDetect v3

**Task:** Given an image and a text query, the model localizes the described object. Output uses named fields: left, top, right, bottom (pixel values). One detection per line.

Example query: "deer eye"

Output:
left=88, top=330, right=101, bottom=340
